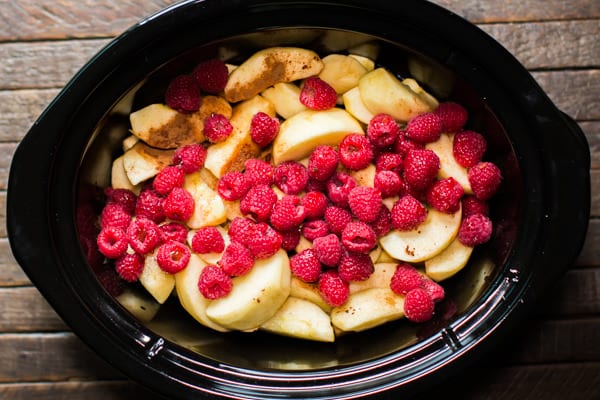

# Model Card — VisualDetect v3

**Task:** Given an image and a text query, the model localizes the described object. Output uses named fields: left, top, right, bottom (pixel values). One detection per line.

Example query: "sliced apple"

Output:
left=330, top=287, right=405, bottom=332
left=425, top=237, right=474, bottom=282
left=295, top=235, right=313, bottom=253
left=111, top=155, right=141, bottom=194
left=349, top=54, right=375, bottom=72
left=186, top=226, right=230, bottom=265
left=349, top=163, right=376, bottom=187
left=183, top=171, right=227, bottom=229
left=122, top=135, right=140, bottom=152
left=261, top=82, right=308, bottom=119
left=349, top=262, right=397, bottom=294
left=224, top=47, right=323, bottom=103
left=272, top=108, right=364, bottom=165
left=290, top=276, right=332, bottom=313
left=425, top=133, right=472, bottom=193
left=379, top=206, right=462, bottom=263
left=260, top=297, right=334, bottom=342
left=342, top=86, right=376, bottom=124
left=206, top=249, right=291, bottom=331
left=121, top=141, right=175, bottom=186
left=116, top=287, right=161, bottom=323
left=318, top=54, right=368, bottom=94
left=139, top=250, right=175, bottom=304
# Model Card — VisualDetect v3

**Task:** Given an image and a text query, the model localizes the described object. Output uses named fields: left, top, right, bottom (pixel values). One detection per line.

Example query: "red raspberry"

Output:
left=318, top=270, right=349, bottom=307
left=104, top=187, right=136, bottom=214
left=173, top=143, right=207, bottom=174
left=270, top=195, right=307, bottom=231
left=115, top=252, right=145, bottom=282
left=374, top=170, right=403, bottom=198
left=163, top=187, right=195, bottom=222
left=421, top=278, right=445, bottom=303
left=391, top=195, right=428, bottom=231
left=458, top=213, right=493, bottom=246
left=367, top=113, right=401, bottom=148
left=324, top=206, right=353, bottom=235
left=426, top=177, right=464, bottom=214
left=375, top=152, right=404, bottom=174
left=159, top=222, right=188, bottom=243
left=338, top=134, right=373, bottom=170
left=390, top=263, right=423, bottom=295
left=453, top=130, right=487, bottom=168
left=198, top=264, right=233, bottom=299
left=301, top=219, right=330, bottom=241
left=273, top=161, right=309, bottom=195
left=165, top=74, right=201, bottom=113
left=326, top=171, right=357, bottom=207
left=405, top=112, right=443, bottom=143
left=204, top=113, right=233, bottom=143
left=248, top=222, right=283, bottom=259
left=217, top=171, right=251, bottom=201
left=127, top=217, right=162, bottom=255
left=338, top=251, right=374, bottom=282
left=228, top=217, right=255, bottom=246
left=191, top=227, right=225, bottom=254
left=306, top=177, right=328, bottom=193
left=468, top=161, right=502, bottom=200
left=394, top=131, right=424, bottom=157
left=96, top=226, right=128, bottom=259
left=219, top=241, right=254, bottom=276
left=308, top=145, right=339, bottom=181
left=434, top=101, right=468, bottom=133
left=369, top=205, right=392, bottom=237
left=461, top=195, right=489, bottom=217
left=312, top=233, right=342, bottom=267
left=152, top=165, right=185, bottom=195
left=301, top=191, right=328, bottom=219
left=403, top=149, right=440, bottom=191
left=100, top=202, right=131, bottom=230
left=95, top=267, right=124, bottom=297
left=250, top=112, right=280, bottom=147
left=299, top=76, right=337, bottom=110
left=81, top=235, right=104, bottom=271
left=348, top=186, right=382, bottom=223
left=157, top=240, right=191, bottom=274
left=404, top=287, right=435, bottom=323
left=240, top=184, right=277, bottom=222
left=341, top=221, right=377, bottom=253
left=192, top=58, right=229, bottom=94
left=280, top=228, right=301, bottom=251
left=290, top=248, right=322, bottom=282
left=244, top=158, right=274, bottom=186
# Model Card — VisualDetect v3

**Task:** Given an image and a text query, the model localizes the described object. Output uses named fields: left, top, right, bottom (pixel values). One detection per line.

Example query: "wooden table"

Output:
left=1, top=1, right=598, bottom=399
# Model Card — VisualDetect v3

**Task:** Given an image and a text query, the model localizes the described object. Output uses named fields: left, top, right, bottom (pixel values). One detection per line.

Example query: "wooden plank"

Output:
left=576, top=219, right=600, bottom=267
left=0, top=239, right=30, bottom=286
left=538, top=268, right=600, bottom=316
left=591, top=170, right=600, bottom=217
left=0, top=380, right=165, bottom=400
left=581, top=121, right=600, bottom=170
left=0, top=142, right=17, bottom=190
left=0, top=287, right=66, bottom=332
left=0, top=89, right=58, bottom=142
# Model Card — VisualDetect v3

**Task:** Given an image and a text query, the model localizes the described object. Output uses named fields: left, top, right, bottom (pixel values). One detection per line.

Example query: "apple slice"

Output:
left=121, top=135, right=139, bottom=152
left=260, top=297, right=335, bottom=342
left=111, top=155, right=141, bottom=194
left=139, top=250, right=175, bottom=304
left=116, top=287, right=161, bottom=323
left=272, top=108, right=364, bottom=165
left=379, top=206, right=462, bottom=263
left=349, top=163, right=376, bottom=187
left=121, top=141, right=175, bottom=185
left=290, top=276, right=332, bottom=313
left=318, top=54, right=368, bottom=94
left=342, top=86, right=375, bottom=124
left=206, top=249, right=291, bottom=331
left=261, top=82, right=308, bottom=119
left=183, top=171, right=227, bottom=229
left=186, top=226, right=230, bottom=265
left=175, top=254, right=230, bottom=332
left=129, top=104, right=202, bottom=149
left=330, top=287, right=405, bottom=332
left=349, top=54, right=375, bottom=72
left=425, top=133, right=472, bottom=193
left=425, top=237, right=474, bottom=282
left=349, top=262, right=397, bottom=294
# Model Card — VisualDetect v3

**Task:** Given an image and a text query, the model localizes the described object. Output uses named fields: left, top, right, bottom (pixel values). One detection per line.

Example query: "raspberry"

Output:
left=299, top=76, right=337, bottom=110
left=461, top=195, right=489, bottom=217
left=326, top=171, right=357, bottom=207
left=96, top=226, right=128, bottom=259
left=217, top=171, right=251, bottom=201
left=375, top=152, right=403, bottom=174
left=318, top=270, right=349, bottom=307
left=115, top=252, right=144, bottom=282
left=391, top=195, right=428, bottom=231
left=390, top=263, right=423, bottom=295
left=250, top=112, right=280, bottom=147
left=404, top=287, right=435, bottom=323
left=163, top=187, right=195, bottom=222
left=95, top=267, right=124, bottom=297
left=227, top=217, right=255, bottom=245
left=301, top=219, right=330, bottom=241
left=426, top=177, right=464, bottom=214
left=458, top=213, right=493, bottom=246
left=324, top=206, right=353, bottom=235
left=341, top=221, right=377, bottom=253
left=421, top=278, right=445, bottom=303
left=301, top=191, right=328, bottom=219
left=270, top=195, right=307, bottom=231
left=244, top=158, right=274, bottom=186
left=80, top=235, right=104, bottom=271
left=312, top=234, right=342, bottom=267
left=152, top=165, right=185, bottom=195
left=403, top=149, right=440, bottom=191
left=192, top=58, right=229, bottom=94
left=198, top=264, right=233, bottom=299
left=453, top=130, right=487, bottom=168
left=165, top=74, right=201, bottom=113
left=135, top=188, right=166, bottom=223
left=338, top=251, right=374, bottom=282
left=100, top=202, right=131, bottom=230
left=338, top=134, right=373, bottom=170
left=280, top=228, right=301, bottom=251
left=218, top=241, right=254, bottom=276
left=468, top=161, right=502, bottom=200
left=405, top=112, right=443, bottom=143
left=126, top=217, right=162, bottom=254
left=157, top=240, right=191, bottom=274
left=367, top=113, right=401, bottom=148
left=172, top=143, right=207, bottom=174
left=348, top=186, right=382, bottom=223
left=249, top=222, right=283, bottom=259
left=191, top=227, right=225, bottom=254
left=273, top=161, right=309, bottom=195
left=434, top=101, right=468, bottom=133
left=369, top=205, right=392, bottom=237
left=394, top=131, right=424, bottom=157
left=159, top=222, right=188, bottom=243
left=104, top=188, right=136, bottom=214
left=290, top=248, right=322, bottom=282
left=204, top=113, right=233, bottom=143
left=374, top=170, right=403, bottom=198
left=239, top=184, right=277, bottom=221
left=306, top=177, right=327, bottom=193
left=308, top=145, right=339, bottom=181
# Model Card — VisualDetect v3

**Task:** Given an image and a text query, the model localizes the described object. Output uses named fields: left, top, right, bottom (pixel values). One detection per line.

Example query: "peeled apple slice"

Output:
left=425, top=237, right=474, bottom=282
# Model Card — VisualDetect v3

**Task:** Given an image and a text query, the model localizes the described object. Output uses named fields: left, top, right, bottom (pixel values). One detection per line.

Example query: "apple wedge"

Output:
left=260, top=297, right=334, bottom=342
left=342, top=86, right=376, bottom=125
left=116, top=287, right=161, bottom=323
left=139, top=250, right=175, bottom=304
left=183, top=171, right=227, bottom=229
left=349, top=54, right=375, bottom=72
left=111, top=155, right=141, bottom=194
left=349, top=262, right=397, bottom=294
left=350, top=163, right=376, bottom=187
left=425, top=237, right=474, bottom=282
left=318, top=54, right=368, bottom=94
left=121, top=135, right=139, bottom=152
left=186, top=226, right=230, bottom=265
left=121, top=141, right=175, bottom=185
left=425, top=133, right=472, bottom=193
left=205, top=249, right=291, bottom=331
left=272, top=108, right=364, bottom=165
left=379, top=206, right=462, bottom=263
left=330, top=287, right=405, bottom=332
left=261, top=82, right=308, bottom=119
left=290, top=276, right=332, bottom=313
left=224, top=47, right=323, bottom=103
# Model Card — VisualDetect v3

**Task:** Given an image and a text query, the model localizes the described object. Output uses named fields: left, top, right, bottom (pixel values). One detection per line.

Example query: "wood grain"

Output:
left=0, top=381, right=166, bottom=400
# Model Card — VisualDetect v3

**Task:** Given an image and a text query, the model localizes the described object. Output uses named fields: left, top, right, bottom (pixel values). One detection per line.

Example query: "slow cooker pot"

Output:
left=7, top=0, right=590, bottom=399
